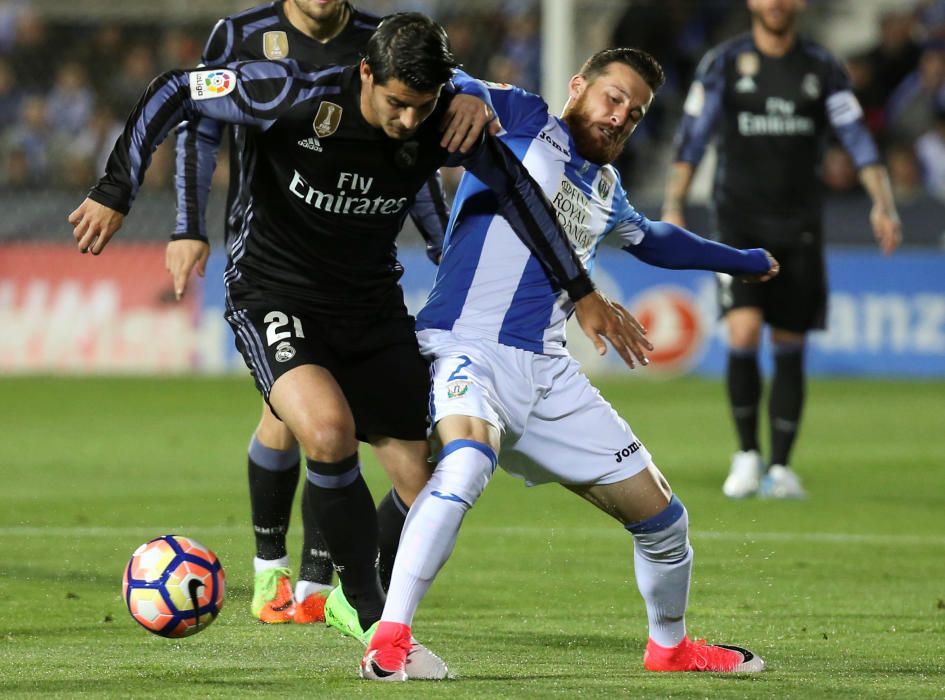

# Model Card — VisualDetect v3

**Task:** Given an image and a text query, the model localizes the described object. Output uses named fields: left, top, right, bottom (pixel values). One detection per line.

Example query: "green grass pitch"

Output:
left=0, top=375, right=943, bottom=698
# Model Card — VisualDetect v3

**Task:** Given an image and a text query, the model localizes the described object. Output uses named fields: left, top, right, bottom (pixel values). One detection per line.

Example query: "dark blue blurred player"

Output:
left=69, top=13, right=648, bottom=677
left=662, top=0, right=902, bottom=499
left=163, top=0, right=489, bottom=626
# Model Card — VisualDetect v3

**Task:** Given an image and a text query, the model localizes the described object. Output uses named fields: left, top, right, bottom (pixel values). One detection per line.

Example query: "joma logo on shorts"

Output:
left=614, top=441, right=641, bottom=463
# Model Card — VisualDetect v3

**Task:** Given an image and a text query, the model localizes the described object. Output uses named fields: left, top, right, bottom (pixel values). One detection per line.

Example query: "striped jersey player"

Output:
left=362, top=48, right=778, bottom=681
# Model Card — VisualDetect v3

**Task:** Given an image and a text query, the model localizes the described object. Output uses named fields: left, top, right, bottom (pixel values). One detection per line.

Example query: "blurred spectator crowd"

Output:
left=2, top=0, right=945, bottom=237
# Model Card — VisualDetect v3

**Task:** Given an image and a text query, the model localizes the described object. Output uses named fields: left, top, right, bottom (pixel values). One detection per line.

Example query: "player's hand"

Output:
left=166, top=239, right=210, bottom=300
left=870, top=204, right=901, bottom=255
left=574, top=290, right=653, bottom=369
left=68, top=198, right=124, bottom=255
left=739, top=249, right=780, bottom=283
left=440, top=94, right=501, bottom=154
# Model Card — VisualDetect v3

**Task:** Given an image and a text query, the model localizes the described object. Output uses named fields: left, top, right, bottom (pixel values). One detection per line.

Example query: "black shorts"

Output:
left=716, top=224, right=827, bottom=333
left=225, top=294, right=430, bottom=441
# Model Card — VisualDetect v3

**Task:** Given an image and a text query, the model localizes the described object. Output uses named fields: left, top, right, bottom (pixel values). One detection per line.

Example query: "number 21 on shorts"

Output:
left=264, top=311, right=304, bottom=346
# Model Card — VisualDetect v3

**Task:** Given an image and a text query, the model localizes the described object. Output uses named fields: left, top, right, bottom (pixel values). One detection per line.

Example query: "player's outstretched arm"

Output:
left=574, top=291, right=652, bottom=369
left=166, top=239, right=210, bottom=300
left=623, top=220, right=777, bottom=279
left=72, top=61, right=311, bottom=255
left=68, top=199, right=124, bottom=255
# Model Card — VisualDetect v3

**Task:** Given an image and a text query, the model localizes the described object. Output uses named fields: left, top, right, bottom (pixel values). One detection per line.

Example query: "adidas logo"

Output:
left=298, top=137, right=322, bottom=152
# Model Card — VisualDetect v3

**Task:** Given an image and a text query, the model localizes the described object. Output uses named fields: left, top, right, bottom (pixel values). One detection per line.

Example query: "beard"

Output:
left=753, top=8, right=796, bottom=36
left=563, top=94, right=628, bottom=165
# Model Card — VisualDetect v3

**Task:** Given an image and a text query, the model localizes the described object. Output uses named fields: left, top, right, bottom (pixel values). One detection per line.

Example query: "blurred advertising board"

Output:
left=1, top=244, right=942, bottom=377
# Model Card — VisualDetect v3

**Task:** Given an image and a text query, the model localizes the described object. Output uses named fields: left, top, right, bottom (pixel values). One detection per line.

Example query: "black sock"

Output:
left=769, top=342, right=805, bottom=467
left=304, top=454, right=384, bottom=630
left=376, top=489, right=409, bottom=593
left=299, top=484, right=335, bottom=586
left=727, top=349, right=761, bottom=452
left=248, top=445, right=299, bottom=561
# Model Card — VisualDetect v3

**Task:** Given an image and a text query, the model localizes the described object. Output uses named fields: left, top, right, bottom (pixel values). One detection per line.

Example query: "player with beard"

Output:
left=359, top=48, right=779, bottom=681
left=662, top=0, right=901, bottom=499
left=166, top=0, right=493, bottom=626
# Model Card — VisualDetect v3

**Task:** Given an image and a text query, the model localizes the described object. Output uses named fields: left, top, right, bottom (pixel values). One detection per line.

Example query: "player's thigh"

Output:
left=269, top=364, right=358, bottom=461
left=564, top=463, right=672, bottom=525
left=225, top=301, right=358, bottom=459
left=502, top=357, right=652, bottom=486
left=336, top=316, right=430, bottom=442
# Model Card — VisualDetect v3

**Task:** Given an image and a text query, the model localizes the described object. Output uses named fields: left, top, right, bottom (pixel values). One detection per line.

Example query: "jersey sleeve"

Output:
left=89, top=60, right=339, bottom=215
left=618, top=209, right=770, bottom=275
left=456, top=133, right=594, bottom=301
left=408, top=171, right=449, bottom=264
left=673, top=47, right=726, bottom=165
left=172, top=17, right=232, bottom=242
left=822, top=54, right=880, bottom=169
left=482, top=81, right=549, bottom=136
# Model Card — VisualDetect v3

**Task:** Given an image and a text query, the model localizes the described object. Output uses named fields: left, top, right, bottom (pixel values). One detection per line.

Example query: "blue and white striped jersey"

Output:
left=417, top=83, right=769, bottom=355
left=418, top=85, right=653, bottom=355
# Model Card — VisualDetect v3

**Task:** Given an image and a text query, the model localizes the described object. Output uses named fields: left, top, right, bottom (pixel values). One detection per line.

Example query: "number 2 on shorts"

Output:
left=447, top=355, right=472, bottom=381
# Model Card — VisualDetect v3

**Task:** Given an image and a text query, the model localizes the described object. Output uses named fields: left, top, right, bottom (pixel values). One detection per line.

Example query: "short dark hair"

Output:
left=579, top=48, right=665, bottom=93
left=364, top=12, right=459, bottom=92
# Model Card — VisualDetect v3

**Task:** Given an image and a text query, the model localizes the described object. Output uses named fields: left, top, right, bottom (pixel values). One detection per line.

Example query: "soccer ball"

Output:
left=122, top=535, right=225, bottom=638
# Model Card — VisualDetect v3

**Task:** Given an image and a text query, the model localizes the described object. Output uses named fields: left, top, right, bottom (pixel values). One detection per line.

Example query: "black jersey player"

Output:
left=69, top=13, right=650, bottom=672
left=166, top=0, right=494, bottom=626
left=662, top=0, right=901, bottom=499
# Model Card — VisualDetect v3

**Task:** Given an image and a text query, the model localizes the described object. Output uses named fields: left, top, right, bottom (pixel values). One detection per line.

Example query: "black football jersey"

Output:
left=90, top=60, right=592, bottom=315
left=674, top=33, right=880, bottom=236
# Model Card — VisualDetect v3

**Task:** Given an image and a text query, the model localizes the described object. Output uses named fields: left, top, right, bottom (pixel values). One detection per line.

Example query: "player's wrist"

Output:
left=563, top=273, right=595, bottom=302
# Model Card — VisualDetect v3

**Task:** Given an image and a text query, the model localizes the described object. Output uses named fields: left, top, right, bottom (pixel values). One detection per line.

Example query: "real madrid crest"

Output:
left=274, top=341, right=296, bottom=363
left=263, top=31, right=289, bottom=60
left=801, top=73, right=821, bottom=99
left=394, top=141, right=419, bottom=168
left=313, top=101, right=343, bottom=138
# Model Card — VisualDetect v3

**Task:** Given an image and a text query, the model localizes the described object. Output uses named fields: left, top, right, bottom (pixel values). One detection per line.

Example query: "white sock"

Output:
left=633, top=544, right=692, bottom=648
left=628, top=497, right=692, bottom=648
left=382, top=441, right=496, bottom=625
left=253, top=555, right=289, bottom=573
left=295, top=580, right=332, bottom=601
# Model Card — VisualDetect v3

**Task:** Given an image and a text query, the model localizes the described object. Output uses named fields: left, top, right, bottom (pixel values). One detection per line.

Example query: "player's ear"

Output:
left=568, top=74, right=586, bottom=100
left=359, top=59, right=373, bottom=86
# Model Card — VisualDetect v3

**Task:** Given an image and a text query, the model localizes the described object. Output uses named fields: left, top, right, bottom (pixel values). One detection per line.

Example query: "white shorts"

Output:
left=418, top=329, right=652, bottom=486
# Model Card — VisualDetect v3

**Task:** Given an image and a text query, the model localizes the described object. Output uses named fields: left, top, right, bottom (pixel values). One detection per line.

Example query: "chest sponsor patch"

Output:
left=189, top=69, right=236, bottom=100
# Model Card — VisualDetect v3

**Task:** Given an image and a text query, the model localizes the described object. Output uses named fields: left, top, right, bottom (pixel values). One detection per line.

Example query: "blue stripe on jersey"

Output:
left=241, top=15, right=281, bottom=41
left=497, top=253, right=555, bottom=352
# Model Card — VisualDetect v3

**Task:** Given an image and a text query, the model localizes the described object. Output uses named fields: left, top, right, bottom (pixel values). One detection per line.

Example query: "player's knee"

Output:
left=297, top=420, right=357, bottom=462
left=305, top=452, right=360, bottom=490
left=426, top=439, right=497, bottom=510
left=625, top=495, right=691, bottom=564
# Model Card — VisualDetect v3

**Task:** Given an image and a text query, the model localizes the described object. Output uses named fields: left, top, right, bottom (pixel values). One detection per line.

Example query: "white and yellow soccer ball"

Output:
left=122, top=535, right=225, bottom=638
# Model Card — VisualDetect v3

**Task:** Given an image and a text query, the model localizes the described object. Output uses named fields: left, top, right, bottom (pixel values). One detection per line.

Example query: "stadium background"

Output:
left=1, top=0, right=943, bottom=378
